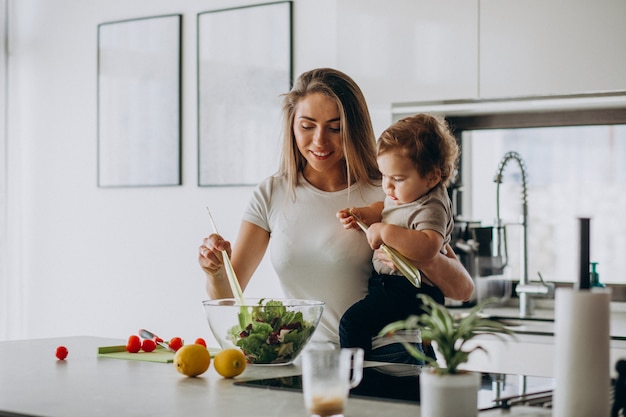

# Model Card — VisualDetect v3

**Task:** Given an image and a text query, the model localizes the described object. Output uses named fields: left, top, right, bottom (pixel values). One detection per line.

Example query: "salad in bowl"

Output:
left=202, top=298, right=324, bottom=365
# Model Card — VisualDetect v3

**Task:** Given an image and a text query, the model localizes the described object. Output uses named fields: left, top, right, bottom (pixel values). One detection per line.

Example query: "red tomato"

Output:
left=141, top=339, right=157, bottom=352
left=168, top=337, right=183, bottom=352
left=194, top=338, right=207, bottom=347
left=126, top=335, right=141, bottom=353
left=55, top=346, right=68, bottom=360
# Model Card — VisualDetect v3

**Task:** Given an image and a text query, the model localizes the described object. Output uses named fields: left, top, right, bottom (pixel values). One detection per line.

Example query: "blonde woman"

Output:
left=198, top=69, right=473, bottom=360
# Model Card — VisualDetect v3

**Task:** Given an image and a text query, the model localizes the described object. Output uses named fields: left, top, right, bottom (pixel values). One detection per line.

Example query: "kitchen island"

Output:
left=0, top=336, right=553, bottom=417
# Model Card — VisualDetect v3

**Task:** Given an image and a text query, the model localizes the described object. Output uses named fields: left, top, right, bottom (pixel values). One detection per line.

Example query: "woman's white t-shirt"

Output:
left=242, top=174, right=384, bottom=345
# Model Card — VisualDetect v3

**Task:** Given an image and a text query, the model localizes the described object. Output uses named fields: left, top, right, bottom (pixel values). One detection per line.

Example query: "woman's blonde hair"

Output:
left=377, top=114, right=459, bottom=187
left=278, top=68, right=380, bottom=196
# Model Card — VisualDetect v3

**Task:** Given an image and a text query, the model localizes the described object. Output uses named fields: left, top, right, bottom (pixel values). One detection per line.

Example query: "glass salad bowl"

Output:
left=202, top=298, right=325, bottom=365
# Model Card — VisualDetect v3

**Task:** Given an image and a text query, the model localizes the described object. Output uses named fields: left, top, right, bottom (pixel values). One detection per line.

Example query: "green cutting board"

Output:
left=97, top=345, right=222, bottom=363
left=98, top=345, right=175, bottom=363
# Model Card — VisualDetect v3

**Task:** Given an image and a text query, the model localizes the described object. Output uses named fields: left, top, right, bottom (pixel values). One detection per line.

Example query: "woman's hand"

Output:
left=373, top=247, right=395, bottom=269
left=199, top=221, right=271, bottom=300
left=198, top=233, right=231, bottom=276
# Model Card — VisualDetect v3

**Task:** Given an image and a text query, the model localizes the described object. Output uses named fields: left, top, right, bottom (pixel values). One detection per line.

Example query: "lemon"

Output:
left=173, top=344, right=211, bottom=377
left=213, top=348, right=247, bottom=378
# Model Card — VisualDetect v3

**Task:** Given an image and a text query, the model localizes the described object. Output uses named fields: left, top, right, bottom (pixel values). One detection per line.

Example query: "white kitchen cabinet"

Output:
left=480, top=0, right=626, bottom=99
left=336, top=0, right=479, bottom=105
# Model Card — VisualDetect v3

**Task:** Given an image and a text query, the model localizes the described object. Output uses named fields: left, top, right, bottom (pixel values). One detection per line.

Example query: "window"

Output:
left=449, top=108, right=626, bottom=285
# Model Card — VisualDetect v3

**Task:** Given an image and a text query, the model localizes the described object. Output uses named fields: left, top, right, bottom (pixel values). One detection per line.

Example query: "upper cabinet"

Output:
left=480, top=0, right=626, bottom=99
left=332, top=0, right=625, bottom=108
left=336, top=0, right=479, bottom=104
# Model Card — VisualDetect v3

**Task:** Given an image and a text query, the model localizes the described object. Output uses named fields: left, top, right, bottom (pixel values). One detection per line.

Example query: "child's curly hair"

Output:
left=377, top=114, right=459, bottom=187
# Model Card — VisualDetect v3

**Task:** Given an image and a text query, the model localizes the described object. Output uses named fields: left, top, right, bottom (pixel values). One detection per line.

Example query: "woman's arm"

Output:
left=198, top=221, right=270, bottom=299
left=372, top=242, right=474, bottom=301
left=416, top=243, right=474, bottom=301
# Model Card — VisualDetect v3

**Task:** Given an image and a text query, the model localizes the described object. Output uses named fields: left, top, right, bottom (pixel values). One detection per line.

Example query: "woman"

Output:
left=198, top=68, right=473, bottom=353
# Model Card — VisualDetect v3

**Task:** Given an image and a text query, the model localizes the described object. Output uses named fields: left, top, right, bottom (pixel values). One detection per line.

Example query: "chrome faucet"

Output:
left=494, top=151, right=554, bottom=317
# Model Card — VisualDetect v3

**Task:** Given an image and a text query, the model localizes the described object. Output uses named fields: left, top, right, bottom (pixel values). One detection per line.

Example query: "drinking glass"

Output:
left=301, top=348, right=364, bottom=417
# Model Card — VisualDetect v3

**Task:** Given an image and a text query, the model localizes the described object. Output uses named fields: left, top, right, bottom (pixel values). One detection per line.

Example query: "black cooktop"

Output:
left=234, top=364, right=555, bottom=410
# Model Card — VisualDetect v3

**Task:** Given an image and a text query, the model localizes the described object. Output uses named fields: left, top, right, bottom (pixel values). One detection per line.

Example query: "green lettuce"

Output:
left=226, top=299, right=316, bottom=364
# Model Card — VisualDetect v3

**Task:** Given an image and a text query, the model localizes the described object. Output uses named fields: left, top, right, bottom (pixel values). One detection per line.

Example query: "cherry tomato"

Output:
left=126, top=335, right=141, bottom=353
left=168, top=337, right=183, bottom=352
left=141, top=339, right=157, bottom=352
left=194, top=338, right=207, bottom=347
left=55, top=346, right=68, bottom=360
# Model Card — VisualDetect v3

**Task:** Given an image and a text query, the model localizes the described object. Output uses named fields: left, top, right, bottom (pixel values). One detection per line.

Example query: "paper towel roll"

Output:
left=553, top=287, right=611, bottom=417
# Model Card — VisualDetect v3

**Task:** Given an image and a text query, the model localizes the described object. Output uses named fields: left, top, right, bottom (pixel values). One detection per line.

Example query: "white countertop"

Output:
left=0, top=336, right=552, bottom=417
left=453, top=303, right=626, bottom=339
left=451, top=303, right=626, bottom=379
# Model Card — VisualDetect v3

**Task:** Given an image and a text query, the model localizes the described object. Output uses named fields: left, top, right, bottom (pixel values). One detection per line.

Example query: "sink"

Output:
left=485, top=314, right=626, bottom=340
left=489, top=316, right=555, bottom=335
left=453, top=307, right=626, bottom=340
left=452, top=311, right=556, bottom=336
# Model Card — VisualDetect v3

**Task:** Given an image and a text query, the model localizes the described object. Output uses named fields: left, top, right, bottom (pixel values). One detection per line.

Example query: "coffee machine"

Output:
left=448, top=219, right=512, bottom=307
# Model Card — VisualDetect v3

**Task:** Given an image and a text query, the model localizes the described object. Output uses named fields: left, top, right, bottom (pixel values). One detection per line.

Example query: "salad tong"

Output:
left=349, top=209, right=421, bottom=288
left=206, top=207, right=245, bottom=304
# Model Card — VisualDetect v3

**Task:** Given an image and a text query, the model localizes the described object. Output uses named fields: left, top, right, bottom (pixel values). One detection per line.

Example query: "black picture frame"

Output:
left=97, top=14, right=182, bottom=187
left=197, top=1, right=292, bottom=186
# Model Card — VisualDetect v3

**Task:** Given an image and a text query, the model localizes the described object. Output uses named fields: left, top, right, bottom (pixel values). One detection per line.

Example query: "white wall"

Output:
left=0, top=0, right=9, bottom=340
left=9, top=0, right=621, bottom=346
left=3, top=0, right=395, bottom=344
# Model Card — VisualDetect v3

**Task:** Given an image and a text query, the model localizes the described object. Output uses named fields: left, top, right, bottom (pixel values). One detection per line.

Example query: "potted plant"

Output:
left=379, top=294, right=515, bottom=417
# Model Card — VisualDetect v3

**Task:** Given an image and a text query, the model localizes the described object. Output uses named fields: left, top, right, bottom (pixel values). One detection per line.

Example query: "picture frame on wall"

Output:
left=97, top=14, right=182, bottom=187
left=197, top=1, right=292, bottom=186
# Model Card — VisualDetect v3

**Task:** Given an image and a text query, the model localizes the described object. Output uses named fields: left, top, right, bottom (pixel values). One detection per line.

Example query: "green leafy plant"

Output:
left=379, top=294, right=515, bottom=375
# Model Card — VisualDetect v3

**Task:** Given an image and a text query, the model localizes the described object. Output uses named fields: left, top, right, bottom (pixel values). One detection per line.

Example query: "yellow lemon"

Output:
left=173, top=344, right=211, bottom=377
left=213, top=348, right=247, bottom=378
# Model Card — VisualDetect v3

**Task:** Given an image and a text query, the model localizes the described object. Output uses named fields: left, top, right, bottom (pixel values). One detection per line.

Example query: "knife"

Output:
left=138, top=329, right=174, bottom=352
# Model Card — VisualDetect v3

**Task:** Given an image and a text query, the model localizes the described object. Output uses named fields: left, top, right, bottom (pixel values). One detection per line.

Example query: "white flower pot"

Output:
left=419, top=370, right=481, bottom=417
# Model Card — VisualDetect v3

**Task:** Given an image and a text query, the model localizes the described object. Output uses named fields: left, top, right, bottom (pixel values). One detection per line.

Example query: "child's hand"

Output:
left=336, top=207, right=361, bottom=231
left=365, top=222, right=385, bottom=249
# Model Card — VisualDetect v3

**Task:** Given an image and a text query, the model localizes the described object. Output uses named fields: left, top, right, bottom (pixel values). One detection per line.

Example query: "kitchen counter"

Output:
left=0, top=336, right=552, bottom=417
left=453, top=304, right=626, bottom=378
left=475, top=304, right=626, bottom=339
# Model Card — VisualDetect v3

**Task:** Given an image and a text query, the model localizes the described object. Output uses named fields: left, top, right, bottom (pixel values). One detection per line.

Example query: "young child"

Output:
left=337, top=113, right=460, bottom=363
